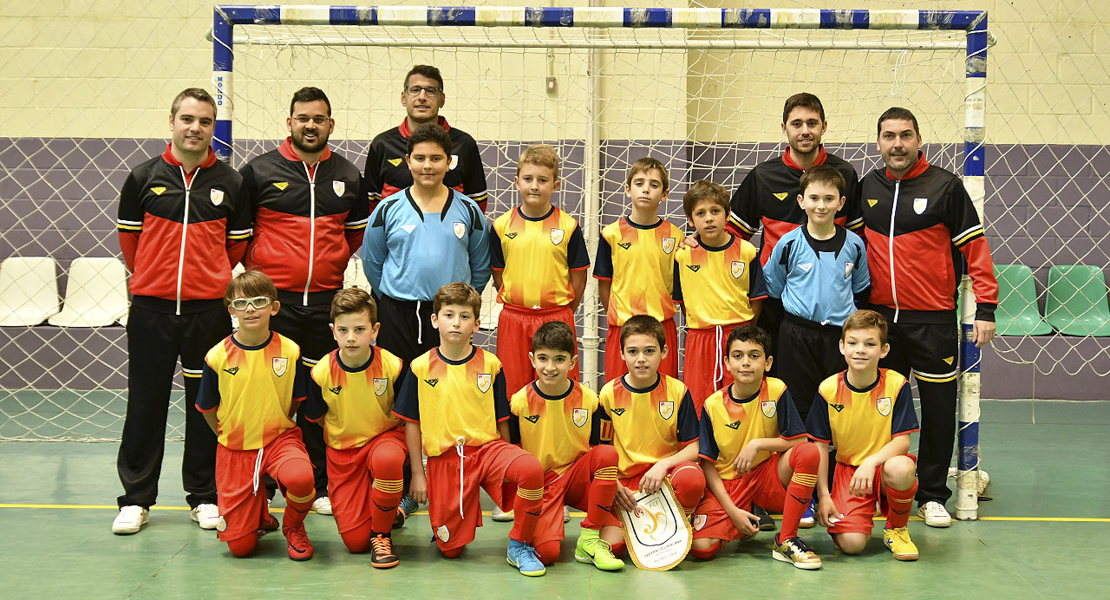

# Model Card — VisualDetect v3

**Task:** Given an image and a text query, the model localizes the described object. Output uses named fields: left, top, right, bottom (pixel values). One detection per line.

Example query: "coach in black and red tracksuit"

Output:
left=239, top=87, right=366, bottom=508
left=115, top=88, right=251, bottom=532
left=860, top=107, right=998, bottom=528
left=361, top=64, right=488, bottom=215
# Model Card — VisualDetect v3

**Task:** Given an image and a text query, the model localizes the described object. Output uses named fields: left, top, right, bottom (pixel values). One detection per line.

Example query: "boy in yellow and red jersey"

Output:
left=489, top=144, right=589, bottom=395
left=674, top=180, right=767, bottom=412
left=507, top=321, right=623, bottom=571
left=595, top=315, right=705, bottom=558
left=689, top=325, right=822, bottom=569
left=304, top=288, right=406, bottom=568
left=197, top=270, right=316, bottom=561
left=807, top=309, right=921, bottom=561
left=392, top=282, right=548, bottom=576
left=593, top=158, right=684, bottom=384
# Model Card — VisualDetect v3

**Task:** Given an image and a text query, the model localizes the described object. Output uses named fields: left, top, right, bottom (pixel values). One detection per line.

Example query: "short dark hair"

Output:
left=532, top=321, right=576, bottom=356
left=290, top=86, right=331, bottom=116
left=843, top=309, right=889, bottom=345
left=171, top=88, right=217, bottom=118
left=224, top=270, right=278, bottom=307
left=782, top=92, right=825, bottom=124
left=626, top=157, right=670, bottom=191
left=407, top=123, right=453, bottom=156
left=727, top=324, right=772, bottom=357
left=877, top=106, right=920, bottom=137
left=682, top=180, right=729, bottom=220
left=799, top=165, right=847, bottom=198
left=404, top=65, right=444, bottom=90
left=330, top=287, right=377, bottom=323
left=620, top=315, right=666, bottom=350
left=433, top=282, right=481, bottom=317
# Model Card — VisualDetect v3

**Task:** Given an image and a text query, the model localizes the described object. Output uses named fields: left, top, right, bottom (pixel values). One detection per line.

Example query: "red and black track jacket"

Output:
left=860, top=152, right=998, bottom=324
left=240, top=139, right=366, bottom=306
left=117, top=145, right=251, bottom=314
left=360, top=116, right=488, bottom=214
left=729, top=146, right=862, bottom=266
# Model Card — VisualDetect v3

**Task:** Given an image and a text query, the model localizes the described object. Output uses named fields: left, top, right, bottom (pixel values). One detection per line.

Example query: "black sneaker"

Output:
left=394, top=495, right=418, bottom=529
left=370, top=532, right=399, bottom=568
left=753, top=504, right=776, bottom=531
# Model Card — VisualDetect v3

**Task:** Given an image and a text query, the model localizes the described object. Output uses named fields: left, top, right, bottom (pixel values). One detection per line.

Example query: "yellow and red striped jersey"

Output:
left=599, top=374, right=699, bottom=478
left=697, top=378, right=806, bottom=480
left=304, top=347, right=405, bottom=450
left=593, top=217, right=683, bottom=325
left=490, top=206, right=589, bottom=309
left=197, top=332, right=304, bottom=451
left=673, top=234, right=768, bottom=329
left=510, top=381, right=601, bottom=475
left=393, top=347, right=510, bottom=457
left=806, top=369, right=919, bottom=466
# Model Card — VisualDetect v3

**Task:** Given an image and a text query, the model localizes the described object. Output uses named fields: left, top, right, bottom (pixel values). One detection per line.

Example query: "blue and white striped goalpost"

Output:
left=213, top=5, right=989, bottom=520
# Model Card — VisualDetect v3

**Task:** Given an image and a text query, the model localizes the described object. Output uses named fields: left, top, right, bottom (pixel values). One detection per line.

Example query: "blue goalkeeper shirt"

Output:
left=764, top=224, right=869, bottom=327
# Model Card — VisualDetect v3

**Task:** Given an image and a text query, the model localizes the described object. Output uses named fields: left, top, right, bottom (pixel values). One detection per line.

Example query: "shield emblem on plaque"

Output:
left=618, top=481, right=693, bottom=571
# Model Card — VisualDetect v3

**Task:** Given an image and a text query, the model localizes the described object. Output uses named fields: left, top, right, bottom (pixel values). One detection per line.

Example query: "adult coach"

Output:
left=114, top=88, right=251, bottom=534
left=860, top=106, right=997, bottom=528
left=240, top=87, right=366, bottom=515
left=361, top=64, right=489, bottom=213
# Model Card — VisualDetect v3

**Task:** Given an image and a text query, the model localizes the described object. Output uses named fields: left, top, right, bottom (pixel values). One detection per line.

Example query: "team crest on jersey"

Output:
left=210, top=189, right=224, bottom=206
left=150, top=187, right=166, bottom=196
left=572, top=408, right=589, bottom=428
left=731, top=261, right=744, bottom=279
left=692, top=514, right=707, bottom=531
left=845, top=262, right=854, bottom=279
left=773, top=192, right=788, bottom=201
left=437, top=524, right=450, bottom=542
left=550, top=228, right=564, bottom=245
left=877, top=396, right=892, bottom=417
left=272, top=357, right=288, bottom=377
left=388, top=158, right=403, bottom=167
left=867, top=198, right=878, bottom=208
left=476, top=373, right=492, bottom=393
left=913, top=197, right=928, bottom=214
left=658, top=401, right=674, bottom=420
left=373, top=378, right=388, bottom=396
left=333, top=181, right=345, bottom=196
left=761, top=400, right=776, bottom=418
left=273, top=182, right=289, bottom=191
left=661, top=237, right=676, bottom=254
left=449, top=154, right=459, bottom=171
left=453, top=222, right=466, bottom=239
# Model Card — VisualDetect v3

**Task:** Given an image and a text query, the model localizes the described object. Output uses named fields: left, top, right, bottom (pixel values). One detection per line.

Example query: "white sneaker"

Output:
left=191, top=503, right=220, bottom=530
left=312, top=496, right=333, bottom=516
left=112, top=505, right=149, bottom=535
left=563, top=506, right=571, bottom=523
left=491, top=506, right=514, bottom=522
left=918, top=501, right=952, bottom=528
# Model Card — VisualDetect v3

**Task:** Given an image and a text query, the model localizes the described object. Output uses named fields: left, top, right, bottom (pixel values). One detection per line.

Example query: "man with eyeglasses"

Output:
left=362, top=65, right=489, bottom=213
left=239, top=86, right=366, bottom=515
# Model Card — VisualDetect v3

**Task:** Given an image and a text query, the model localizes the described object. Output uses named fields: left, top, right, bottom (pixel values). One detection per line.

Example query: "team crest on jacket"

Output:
left=913, top=198, right=928, bottom=215
left=572, top=408, right=588, bottom=428
left=272, top=357, right=288, bottom=377
left=731, top=261, right=744, bottom=279
left=761, top=400, right=776, bottom=418
left=449, top=154, right=459, bottom=171
left=845, top=262, right=854, bottom=279
left=333, top=181, right=345, bottom=196
left=453, top=222, right=466, bottom=239
left=210, top=189, right=224, bottom=206
left=661, top=237, right=676, bottom=254
left=658, top=400, right=674, bottom=420
left=373, top=377, right=388, bottom=396
left=476, top=373, right=492, bottom=393
left=550, top=228, right=564, bottom=245
left=877, top=396, right=892, bottom=417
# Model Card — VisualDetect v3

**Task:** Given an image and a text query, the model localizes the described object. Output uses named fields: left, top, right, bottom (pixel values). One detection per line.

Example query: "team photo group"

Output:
left=110, top=62, right=999, bottom=576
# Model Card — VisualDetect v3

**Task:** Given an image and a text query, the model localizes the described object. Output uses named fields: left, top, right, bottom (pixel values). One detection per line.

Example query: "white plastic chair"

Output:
left=49, top=257, right=130, bottom=327
left=343, top=256, right=372, bottom=292
left=0, top=257, right=60, bottom=326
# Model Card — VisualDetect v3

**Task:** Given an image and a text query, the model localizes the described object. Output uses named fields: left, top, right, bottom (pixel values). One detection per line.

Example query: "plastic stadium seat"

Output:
left=1044, top=265, right=1110, bottom=336
left=343, top=256, right=372, bottom=292
left=0, top=257, right=60, bottom=326
left=49, top=257, right=130, bottom=327
left=994, top=264, right=1052, bottom=336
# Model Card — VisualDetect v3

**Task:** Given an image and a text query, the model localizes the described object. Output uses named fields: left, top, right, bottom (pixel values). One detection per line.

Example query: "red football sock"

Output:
left=276, top=459, right=315, bottom=530
left=583, top=446, right=619, bottom=530
left=667, top=462, right=706, bottom=514
left=690, top=541, right=722, bottom=560
left=370, top=443, right=406, bottom=533
left=780, top=442, right=820, bottom=541
left=506, top=454, right=544, bottom=544
left=885, top=479, right=918, bottom=529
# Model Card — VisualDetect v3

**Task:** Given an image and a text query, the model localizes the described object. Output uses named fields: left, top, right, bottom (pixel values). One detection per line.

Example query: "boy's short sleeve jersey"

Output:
left=197, top=332, right=304, bottom=451
left=673, top=234, right=768, bottom=329
left=598, top=374, right=699, bottom=478
left=697, top=378, right=806, bottom=480
left=305, top=347, right=405, bottom=450
left=510, top=381, right=600, bottom=475
left=593, top=217, right=683, bottom=326
left=806, top=369, right=919, bottom=466
left=489, top=206, right=589, bottom=309
left=763, top=225, right=870, bottom=327
left=392, top=347, right=509, bottom=457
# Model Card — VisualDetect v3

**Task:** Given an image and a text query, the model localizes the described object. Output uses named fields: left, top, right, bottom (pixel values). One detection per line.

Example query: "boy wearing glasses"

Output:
left=197, top=270, right=317, bottom=561
left=362, top=65, right=489, bottom=213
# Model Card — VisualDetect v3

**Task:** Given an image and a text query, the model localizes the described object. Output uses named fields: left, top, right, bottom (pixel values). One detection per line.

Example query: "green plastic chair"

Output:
left=1045, top=265, right=1110, bottom=336
left=994, top=264, right=1052, bottom=336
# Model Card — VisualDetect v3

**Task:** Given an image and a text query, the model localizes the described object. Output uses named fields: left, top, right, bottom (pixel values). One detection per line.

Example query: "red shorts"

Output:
left=325, top=427, right=407, bottom=534
left=497, top=304, right=579, bottom=396
left=215, top=427, right=311, bottom=542
left=683, top=323, right=746, bottom=413
left=692, top=454, right=786, bottom=541
left=532, top=450, right=601, bottom=546
left=426, top=439, right=531, bottom=551
left=604, top=317, right=678, bottom=385
left=828, top=454, right=918, bottom=535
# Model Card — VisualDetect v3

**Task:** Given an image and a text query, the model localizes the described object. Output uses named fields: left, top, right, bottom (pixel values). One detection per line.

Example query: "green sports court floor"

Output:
left=2, top=399, right=1106, bottom=599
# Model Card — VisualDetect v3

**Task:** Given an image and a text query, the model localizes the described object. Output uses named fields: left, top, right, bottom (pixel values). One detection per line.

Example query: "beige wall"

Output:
left=1, top=0, right=1105, bottom=144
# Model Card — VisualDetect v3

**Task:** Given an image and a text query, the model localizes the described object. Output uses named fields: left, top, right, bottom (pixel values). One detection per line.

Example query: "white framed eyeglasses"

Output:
left=229, top=296, right=273, bottom=311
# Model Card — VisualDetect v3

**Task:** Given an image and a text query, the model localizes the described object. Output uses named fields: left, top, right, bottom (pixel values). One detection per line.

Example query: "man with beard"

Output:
left=240, top=87, right=367, bottom=515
